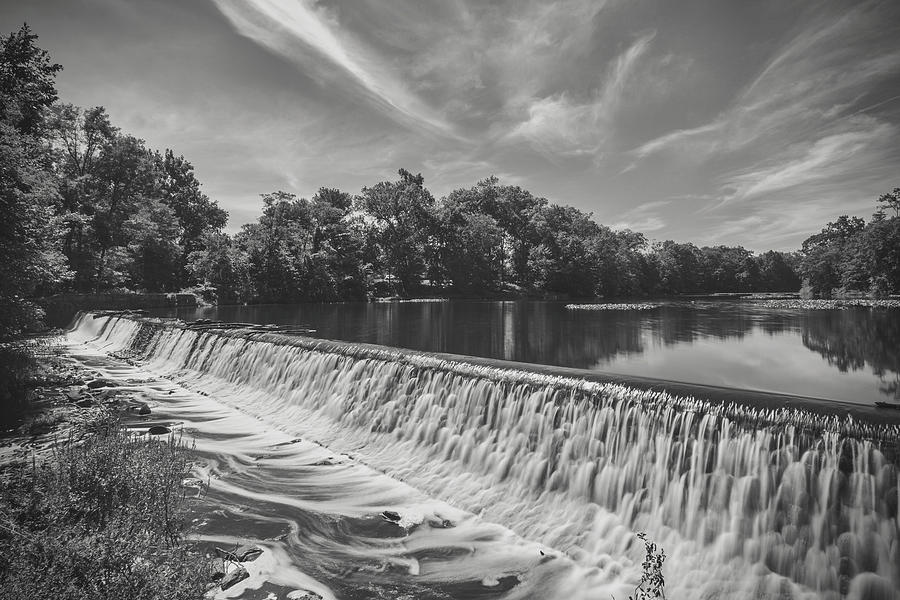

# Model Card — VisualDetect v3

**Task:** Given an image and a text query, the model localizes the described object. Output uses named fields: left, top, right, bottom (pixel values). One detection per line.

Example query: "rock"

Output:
left=127, top=403, right=151, bottom=415
left=235, top=544, right=264, bottom=562
left=64, top=388, right=83, bottom=401
left=286, top=590, right=323, bottom=600
left=428, top=518, right=454, bottom=529
left=147, top=425, right=170, bottom=435
left=381, top=510, right=401, bottom=522
left=86, top=378, right=116, bottom=389
left=219, top=565, right=249, bottom=590
left=75, top=398, right=94, bottom=408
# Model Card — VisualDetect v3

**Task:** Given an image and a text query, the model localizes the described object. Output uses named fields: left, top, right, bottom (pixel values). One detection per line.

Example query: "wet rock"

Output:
left=428, top=518, right=454, bottom=529
left=381, top=510, right=401, bottom=522
left=286, top=590, right=323, bottom=600
left=234, top=544, right=263, bottom=562
left=219, top=565, right=248, bottom=590
left=64, top=388, right=83, bottom=401
left=86, top=378, right=116, bottom=390
left=75, top=398, right=94, bottom=409
left=147, top=425, right=170, bottom=435
left=127, top=403, right=151, bottom=415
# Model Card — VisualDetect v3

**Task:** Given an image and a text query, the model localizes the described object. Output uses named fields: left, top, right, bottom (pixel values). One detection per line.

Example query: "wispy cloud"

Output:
left=211, top=0, right=460, bottom=138
left=507, top=32, right=656, bottom=158
left=724, top=120, right=896, bottom=201
left=610, top=199, right=670, bottom=233
left=631, top=3, right=900, bottom=162
left=622, top=0, right=900, bottom=244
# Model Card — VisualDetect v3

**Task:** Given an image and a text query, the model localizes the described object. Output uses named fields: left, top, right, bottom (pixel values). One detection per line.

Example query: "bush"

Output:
left=0, top=341, right=41, bottom=425
left=0, top=414, right=212, bottom=599
left=626, top=532, right=666, bottom=600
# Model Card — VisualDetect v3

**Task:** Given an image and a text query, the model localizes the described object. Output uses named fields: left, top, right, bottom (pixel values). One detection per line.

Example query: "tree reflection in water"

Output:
left=801, top=308, right=900, bottom=399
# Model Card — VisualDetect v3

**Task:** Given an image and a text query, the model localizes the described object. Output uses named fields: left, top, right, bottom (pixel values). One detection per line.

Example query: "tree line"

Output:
left=189, top=172, right=809, bottom=304
left=2, top=24, right=898, bottom=341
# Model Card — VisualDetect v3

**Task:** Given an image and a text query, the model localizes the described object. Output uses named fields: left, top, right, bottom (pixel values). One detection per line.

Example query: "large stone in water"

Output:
left=845, top=573, right=898, bottom=600
left=219, top=565, right=248, bottom=590
left=87, top=378, right=116, bottom=389
left=235, top=544, right=263, bottom=562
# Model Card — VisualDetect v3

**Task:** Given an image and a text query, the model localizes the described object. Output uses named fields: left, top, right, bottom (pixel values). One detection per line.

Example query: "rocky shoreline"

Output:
left=0, top=339, right=324, bottom=599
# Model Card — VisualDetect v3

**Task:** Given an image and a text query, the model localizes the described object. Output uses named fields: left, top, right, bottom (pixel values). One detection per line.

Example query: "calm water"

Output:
left=155, top=300, right=900, bottom=405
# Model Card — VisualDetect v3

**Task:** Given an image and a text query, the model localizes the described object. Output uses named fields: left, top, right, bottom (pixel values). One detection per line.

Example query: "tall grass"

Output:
left=0, top=414, right=212, bottom=599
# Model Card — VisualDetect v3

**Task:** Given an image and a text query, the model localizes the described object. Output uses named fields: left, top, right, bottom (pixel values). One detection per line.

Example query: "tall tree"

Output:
left=0, top=24, right=61, bottom=136
left=155, top=149, right=227, bottom=280
left=356, top=169, right=434, bottom=295
left=800, top=215, right=866, bottom=297
left=0, top=25, right=68, bottom=338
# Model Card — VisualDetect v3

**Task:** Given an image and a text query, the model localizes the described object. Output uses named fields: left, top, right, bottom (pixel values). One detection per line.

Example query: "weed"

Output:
left=0, top=413, right=213, bottom=599
left=627, top=532, right=667, bottom=600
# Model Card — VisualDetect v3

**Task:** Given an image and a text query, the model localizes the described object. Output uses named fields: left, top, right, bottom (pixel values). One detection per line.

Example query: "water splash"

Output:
left=70, top=314, right=900, bottom=599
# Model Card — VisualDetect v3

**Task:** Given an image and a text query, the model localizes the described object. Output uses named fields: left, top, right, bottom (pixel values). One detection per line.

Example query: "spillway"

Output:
left=69, top=313, right=900, bottom=600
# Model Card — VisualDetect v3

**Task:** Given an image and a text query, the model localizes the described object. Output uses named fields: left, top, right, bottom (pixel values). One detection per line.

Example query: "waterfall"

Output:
left=70, top=313, right=900, bottom=599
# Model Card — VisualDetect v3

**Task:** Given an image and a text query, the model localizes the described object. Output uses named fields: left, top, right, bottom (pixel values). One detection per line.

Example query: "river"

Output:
left=154, top=299, right=900, bottom=405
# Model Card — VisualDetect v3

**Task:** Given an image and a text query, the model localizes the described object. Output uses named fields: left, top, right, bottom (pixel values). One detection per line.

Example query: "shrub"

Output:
left=0, top=414, right=212, bottom=599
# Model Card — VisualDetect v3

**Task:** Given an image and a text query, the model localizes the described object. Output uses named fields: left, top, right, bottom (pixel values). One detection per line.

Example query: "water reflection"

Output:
left=801, top=308, right=900, bottom=399
left=159, top=301, right=900, bottom=404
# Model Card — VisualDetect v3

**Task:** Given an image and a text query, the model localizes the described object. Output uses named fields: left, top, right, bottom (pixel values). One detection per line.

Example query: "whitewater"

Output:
left=65, top=313, right=900, bottom=600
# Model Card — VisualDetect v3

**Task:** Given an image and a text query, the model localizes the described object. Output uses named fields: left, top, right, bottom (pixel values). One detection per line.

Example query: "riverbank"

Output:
left=0, top=344, right=216, bottom=599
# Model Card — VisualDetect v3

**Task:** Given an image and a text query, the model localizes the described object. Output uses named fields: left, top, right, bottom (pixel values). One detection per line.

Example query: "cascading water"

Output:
left=69, top=313, right=900, bottom=600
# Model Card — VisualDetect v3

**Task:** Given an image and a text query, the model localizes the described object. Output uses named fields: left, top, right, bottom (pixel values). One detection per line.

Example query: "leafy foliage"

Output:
left=628, top=532, right=667, bottom=600
left=799, top=211, right=900, bottom=298
left=0, top=415, right=212, bottom=599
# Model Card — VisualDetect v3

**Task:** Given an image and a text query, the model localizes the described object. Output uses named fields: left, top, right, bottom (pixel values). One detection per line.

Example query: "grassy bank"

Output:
left=0, top=400, right=212, bottom=598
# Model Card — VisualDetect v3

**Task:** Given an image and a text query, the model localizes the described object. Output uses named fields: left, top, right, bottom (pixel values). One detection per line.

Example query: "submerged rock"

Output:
left=286, top=590, right=323, bottom=600
left=127, top=403, right=151, bottom=415
left=219, top=565, right=249, bottom=590
left=234, top=544, right=264, bottom=562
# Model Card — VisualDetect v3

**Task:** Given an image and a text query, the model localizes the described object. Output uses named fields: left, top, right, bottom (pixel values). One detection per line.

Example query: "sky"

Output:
left=2, top=0, right=899, bottom=251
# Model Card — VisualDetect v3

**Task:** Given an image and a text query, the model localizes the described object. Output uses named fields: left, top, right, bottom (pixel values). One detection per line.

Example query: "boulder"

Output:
left=219, top=565, right=249, bottom=590
left=235, top=544, right=264, bottom=562
left=286, top=590, right=323, bottom=600
left=86, top=378, right=116, bottom=389
left=148, top=425, right=170, bottom=435
left=127, top=403, right=151, bottom=415
left=381, top=510, right=401, bottom=522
